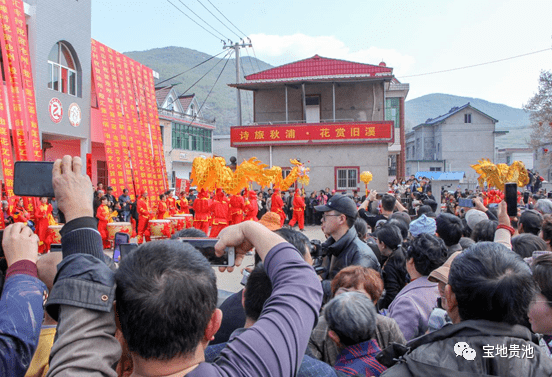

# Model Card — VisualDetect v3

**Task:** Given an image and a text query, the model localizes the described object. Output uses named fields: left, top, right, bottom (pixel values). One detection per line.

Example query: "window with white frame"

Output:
left=48, top=42, right=78, bottom=96
left=336, top=168, right=358, bottom=190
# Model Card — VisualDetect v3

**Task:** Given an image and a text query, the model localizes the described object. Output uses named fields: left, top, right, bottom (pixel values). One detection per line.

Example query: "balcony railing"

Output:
left=158, top=108, right=214, bottom=125
left=249, top=118, right=355, bottom=126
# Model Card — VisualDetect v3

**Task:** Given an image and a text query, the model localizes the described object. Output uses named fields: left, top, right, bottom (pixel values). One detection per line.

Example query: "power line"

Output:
left=243, top=46, right=256, bottom=74
left=175, top=0, right=230, bottom=41
left=250, top=43, right=262, bottom=72
left=398, top=48, right=552, bottom=79
left=187, top=50, right=233, bottom=126
left=195, top=0, right=242, bottom=40
left=204, top=0, right=247, bottom=38
left=156, top=49, right=228, bottom=86
left=240, top=62, right=252, bottom=121
left=164, top=49, right=233, bottom=110
left=165, top=0, right=224, bottom=42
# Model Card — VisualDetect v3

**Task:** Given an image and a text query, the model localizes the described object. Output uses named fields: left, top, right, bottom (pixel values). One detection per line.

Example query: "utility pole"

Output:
left=224, top=40, right=252, bottom=126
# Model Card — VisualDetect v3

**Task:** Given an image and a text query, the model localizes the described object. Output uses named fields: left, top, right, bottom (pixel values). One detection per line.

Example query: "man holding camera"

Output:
left=44, top=155, right=323, bottom=376
left=315, top=194, right=380, bottom=300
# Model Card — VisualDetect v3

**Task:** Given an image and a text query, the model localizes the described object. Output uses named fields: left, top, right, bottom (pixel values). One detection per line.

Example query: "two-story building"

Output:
left=405, top=103, right=507, bottom=180
left=156, top=85, right=215, bottom=185
left=228, top=55, right=409, bottom=192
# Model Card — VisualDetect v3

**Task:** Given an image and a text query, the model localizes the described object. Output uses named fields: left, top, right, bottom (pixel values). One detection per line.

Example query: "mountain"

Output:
left=125, top=48, right=532, bottom=149
left=124, top=46, right=273, bottom=135
left=405, top=93, right=532, bottom=149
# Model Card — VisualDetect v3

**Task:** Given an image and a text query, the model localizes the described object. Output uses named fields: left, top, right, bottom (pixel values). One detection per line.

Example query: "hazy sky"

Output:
left=92, top=0, right=552, bottom=109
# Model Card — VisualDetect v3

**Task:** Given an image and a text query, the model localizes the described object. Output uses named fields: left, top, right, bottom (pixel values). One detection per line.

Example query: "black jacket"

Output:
left=380, top=319, right=552, bottom=377
left=321, top=227, right=381, bottom=299
left=378, top=248, right=409, bottom=310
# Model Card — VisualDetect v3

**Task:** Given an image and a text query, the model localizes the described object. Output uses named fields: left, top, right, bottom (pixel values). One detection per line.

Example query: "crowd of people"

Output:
left=3, top=156, right=552, bottom=377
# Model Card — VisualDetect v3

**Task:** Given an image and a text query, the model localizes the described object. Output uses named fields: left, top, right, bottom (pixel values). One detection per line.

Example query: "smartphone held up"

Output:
left=179, top=238, right=235, bottom=267
left=504, top=183, right=518, bottom=217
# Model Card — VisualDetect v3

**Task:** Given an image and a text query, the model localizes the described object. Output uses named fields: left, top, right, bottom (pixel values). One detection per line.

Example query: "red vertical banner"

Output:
left=12, top=0, right=40, bottom=161
left=105, top=46, right=131, bottom=195
left=113, top=51, right=135, bottom=199
left=0, top=0, right=27, bottom=160
left=91, top=41, right=118, bottom=193
left=100, top=44, right=125, bottom=194
left=0, top=61, right=14, bottom=196
left=132, top=60, right=157, bottom=208
left=120, top=55, right=142, bottom=200
left=142, top=67, right=168, bottom=192
left=86, top=153, right=92, bottom=180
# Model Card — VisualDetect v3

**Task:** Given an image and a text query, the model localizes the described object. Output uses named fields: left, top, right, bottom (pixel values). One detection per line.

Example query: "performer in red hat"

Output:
left=137, top=190, right=151, bottom=244
left=12, top=197, right=30, bottom=224
left=35, top=197, right=54, bottom=254
left=193, top=189, right=210, bottom=234
left=209, top=188, right=229, bottom=238
left=156, top=193, right=169, bottom=220
left=244, top=190, right=258, bottom=221
left=229, top=192, right=245, bottom=225
left=288, top=189, right=306, bottom=231
left=271, top=188, right=285, bottom=227
left=96, top=196, right=111, bottom=249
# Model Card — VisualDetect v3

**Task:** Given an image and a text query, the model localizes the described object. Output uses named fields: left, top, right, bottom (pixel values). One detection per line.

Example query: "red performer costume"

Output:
left=193, top=189, right=210, bottom=234
left=12, top=198, right=30, bottom=224
left=271, top=188, right=285, bottom=227
left=288, top=189, right=306, bottom=230
left=209, top=188, right=229, bottom=238
left=156, top=194, right=169, bottom=220
left=35, top=197, right=54, bottom=254
left=137, top=191, right=151, bottom=244
left=96, top=198, right=111, bottom=249
left=229, top=193, right=245, bottom=225
left=167, top=193, right=177, bottom=216
left=178, top=193, right=190, bottom=214
left=243, top=190, right=258, bottom=221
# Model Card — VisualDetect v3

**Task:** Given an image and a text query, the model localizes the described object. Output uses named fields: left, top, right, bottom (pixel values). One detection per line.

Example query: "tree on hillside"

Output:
left=524, top=70, right=552, bottom=150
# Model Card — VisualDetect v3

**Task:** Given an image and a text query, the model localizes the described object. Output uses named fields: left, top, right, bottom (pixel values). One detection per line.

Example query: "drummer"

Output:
left=178, top=191, right=190, bottom=214
left=137, top=190, right=151, bottom=244
left=156, top=194, right=169, bottom=220
left=166, top=189, right=177, bottom=216
left=35, top=197, right=55, bottom=254
left=96, top=195, right=111, bottom=249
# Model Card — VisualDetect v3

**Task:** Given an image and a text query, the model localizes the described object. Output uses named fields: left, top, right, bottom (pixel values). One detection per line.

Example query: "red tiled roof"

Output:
left=177, top=94, right=194, bottom=112
left=155, top=86, right=173, bottom=107
left=245, top=55, right=393, bottom=81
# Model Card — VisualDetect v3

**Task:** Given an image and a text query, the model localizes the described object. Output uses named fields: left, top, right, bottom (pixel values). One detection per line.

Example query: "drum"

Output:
left=167, top=217, right=185, bottom=233
left=149, top=219, right=171, bottom=238
left=48, top=225, right=63, bottom=244
left=175, top=213, right=193, bottom=228
left=107, top=222, right=132, bottom=240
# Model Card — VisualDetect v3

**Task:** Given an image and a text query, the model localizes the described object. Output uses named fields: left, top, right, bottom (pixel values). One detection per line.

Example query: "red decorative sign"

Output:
left=49, top=98, right=63, bottom=123
left=230, top=121, right=394, bottom=147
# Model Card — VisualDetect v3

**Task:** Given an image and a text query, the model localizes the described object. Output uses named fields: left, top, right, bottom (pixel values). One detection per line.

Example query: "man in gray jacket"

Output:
left=380, top=242, right=552, bottom=376
left=315, top=194, right=380, bottom=300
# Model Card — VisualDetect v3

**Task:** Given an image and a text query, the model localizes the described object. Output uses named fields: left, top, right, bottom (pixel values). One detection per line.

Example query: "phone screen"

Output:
left=180, top=238, right=234, bottom=267
left=458, top=198, right=474, bottom=208
left=505, top=183, right=518, bottom=217
left=14, top=161, right=55, bottom=197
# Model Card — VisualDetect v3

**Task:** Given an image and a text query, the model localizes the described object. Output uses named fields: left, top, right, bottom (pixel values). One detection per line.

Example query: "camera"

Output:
left=310, top=239, right=328, bottom=275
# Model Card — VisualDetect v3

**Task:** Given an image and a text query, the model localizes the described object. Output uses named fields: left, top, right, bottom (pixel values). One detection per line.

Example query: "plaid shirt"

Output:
left=334, top=339, right=387, bottom=376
